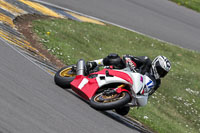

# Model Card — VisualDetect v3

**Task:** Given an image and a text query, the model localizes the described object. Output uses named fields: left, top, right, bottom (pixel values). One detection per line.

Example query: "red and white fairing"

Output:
left=71, top=68, right=154, bottom=107
left=129, top=73, right=150, bottom=106
left=71, top=69, right=132, bottom=99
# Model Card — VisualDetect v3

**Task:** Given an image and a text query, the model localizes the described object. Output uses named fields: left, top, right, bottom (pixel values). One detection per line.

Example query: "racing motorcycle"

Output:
left=54, top=59, right=154, bottom=115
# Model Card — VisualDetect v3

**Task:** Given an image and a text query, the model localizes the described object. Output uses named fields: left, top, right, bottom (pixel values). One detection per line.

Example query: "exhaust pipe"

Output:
left=76, top=59, right=85, bottom=75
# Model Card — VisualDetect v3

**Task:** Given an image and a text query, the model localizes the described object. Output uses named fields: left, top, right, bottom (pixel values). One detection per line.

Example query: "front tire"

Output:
left=115, top=106, right=130, bottom=116
left=90, top=91, right=131, bottom=110
left=54, top=65, right=76, bottom=88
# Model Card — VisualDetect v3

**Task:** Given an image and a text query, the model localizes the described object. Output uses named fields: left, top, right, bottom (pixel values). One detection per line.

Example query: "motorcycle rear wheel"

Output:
left=90, top=91, right=131, bottom=110
left=54, top=65, right=76, bottom=88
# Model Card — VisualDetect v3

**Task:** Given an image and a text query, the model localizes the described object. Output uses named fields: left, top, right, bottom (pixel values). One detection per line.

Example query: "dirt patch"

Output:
left=14, top=14, right=65, bottom=68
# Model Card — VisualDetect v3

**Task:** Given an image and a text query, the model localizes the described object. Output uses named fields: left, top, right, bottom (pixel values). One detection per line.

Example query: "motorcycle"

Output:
left=54, top=59, right=154, bottom=115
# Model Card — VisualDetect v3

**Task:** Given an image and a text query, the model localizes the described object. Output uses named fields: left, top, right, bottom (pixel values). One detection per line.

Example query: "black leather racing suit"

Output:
left=97, top=54, right=161, bottom=95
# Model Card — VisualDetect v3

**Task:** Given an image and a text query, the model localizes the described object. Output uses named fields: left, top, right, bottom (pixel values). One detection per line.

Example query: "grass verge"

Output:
left=32, top=18, right=200, bottom=133
left=171, top=0, right=200, bottom=12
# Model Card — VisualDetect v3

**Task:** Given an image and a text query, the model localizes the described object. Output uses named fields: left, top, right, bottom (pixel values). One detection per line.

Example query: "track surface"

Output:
left=0, top=38, right=141, bottom=133
left=39, top=0, right=200, bottom=51
left=1, top=0, right=199, bottom=132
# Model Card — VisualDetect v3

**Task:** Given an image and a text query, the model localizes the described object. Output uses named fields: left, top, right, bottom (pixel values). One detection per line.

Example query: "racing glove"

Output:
left=123, top=57, right=137, bottom=71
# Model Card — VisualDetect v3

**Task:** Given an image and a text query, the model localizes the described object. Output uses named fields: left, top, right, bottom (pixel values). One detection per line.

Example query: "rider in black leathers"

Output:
left=86, top=53, right=171, bottom=96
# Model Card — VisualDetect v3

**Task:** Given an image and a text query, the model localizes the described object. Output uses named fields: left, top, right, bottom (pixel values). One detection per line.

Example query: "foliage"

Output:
left=171, top=0, right=200, bottom=12
left=32, top=18, right=200, bottom=133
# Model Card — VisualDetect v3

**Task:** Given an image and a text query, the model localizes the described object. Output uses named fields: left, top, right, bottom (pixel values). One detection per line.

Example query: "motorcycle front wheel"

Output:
left=115, top=106, right=130, bottom=116
left=90, top=91, right=131, bottom=110
left=54, top=65, right=76, bottom=88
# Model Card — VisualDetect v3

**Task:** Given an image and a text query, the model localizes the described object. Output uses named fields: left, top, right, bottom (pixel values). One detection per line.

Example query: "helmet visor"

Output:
left=156, top=65, right=168, bottom=78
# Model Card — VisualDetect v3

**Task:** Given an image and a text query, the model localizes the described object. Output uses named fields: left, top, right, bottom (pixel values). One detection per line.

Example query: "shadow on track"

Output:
left=63, top=88, right=153, bottom=133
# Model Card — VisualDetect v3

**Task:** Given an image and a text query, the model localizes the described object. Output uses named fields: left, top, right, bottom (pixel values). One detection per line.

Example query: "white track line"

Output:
left=1, top=1, right=190, bottom=77
left=31, top=0, right=181, bottom=48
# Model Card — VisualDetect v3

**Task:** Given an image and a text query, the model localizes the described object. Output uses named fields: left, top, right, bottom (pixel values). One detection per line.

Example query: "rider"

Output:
left=86, top=53, right=171, bottom=96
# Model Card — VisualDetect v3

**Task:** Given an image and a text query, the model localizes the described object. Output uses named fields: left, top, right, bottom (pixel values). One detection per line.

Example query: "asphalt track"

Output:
left=0, top=0, right=199, bottom=133
left=38, top=0, right=200, bottom=51
left=0, top=1, right=153, bottom=132
left=0, top=37, right=144, bottom=132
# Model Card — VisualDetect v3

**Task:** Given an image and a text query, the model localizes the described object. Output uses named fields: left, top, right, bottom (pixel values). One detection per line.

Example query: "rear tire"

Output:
left=90, top=91, right=131, bottom=110
left=54, top=65, right=76, bottom=88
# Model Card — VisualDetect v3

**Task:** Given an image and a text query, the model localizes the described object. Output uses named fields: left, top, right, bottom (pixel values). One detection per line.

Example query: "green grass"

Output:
left=32, top=18, right=200, bottom=133
left=171, top=0, right=200, bottom=12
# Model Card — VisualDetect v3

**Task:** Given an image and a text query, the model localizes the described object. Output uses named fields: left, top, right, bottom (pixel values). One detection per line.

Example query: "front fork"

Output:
left=115, top=84, right=138, bottom=107
left=115, top=84, right=130, bottom=94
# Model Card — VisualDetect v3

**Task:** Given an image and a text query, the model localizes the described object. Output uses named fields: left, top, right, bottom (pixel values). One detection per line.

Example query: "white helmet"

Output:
left=152, top=56, right=171, bottom=79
